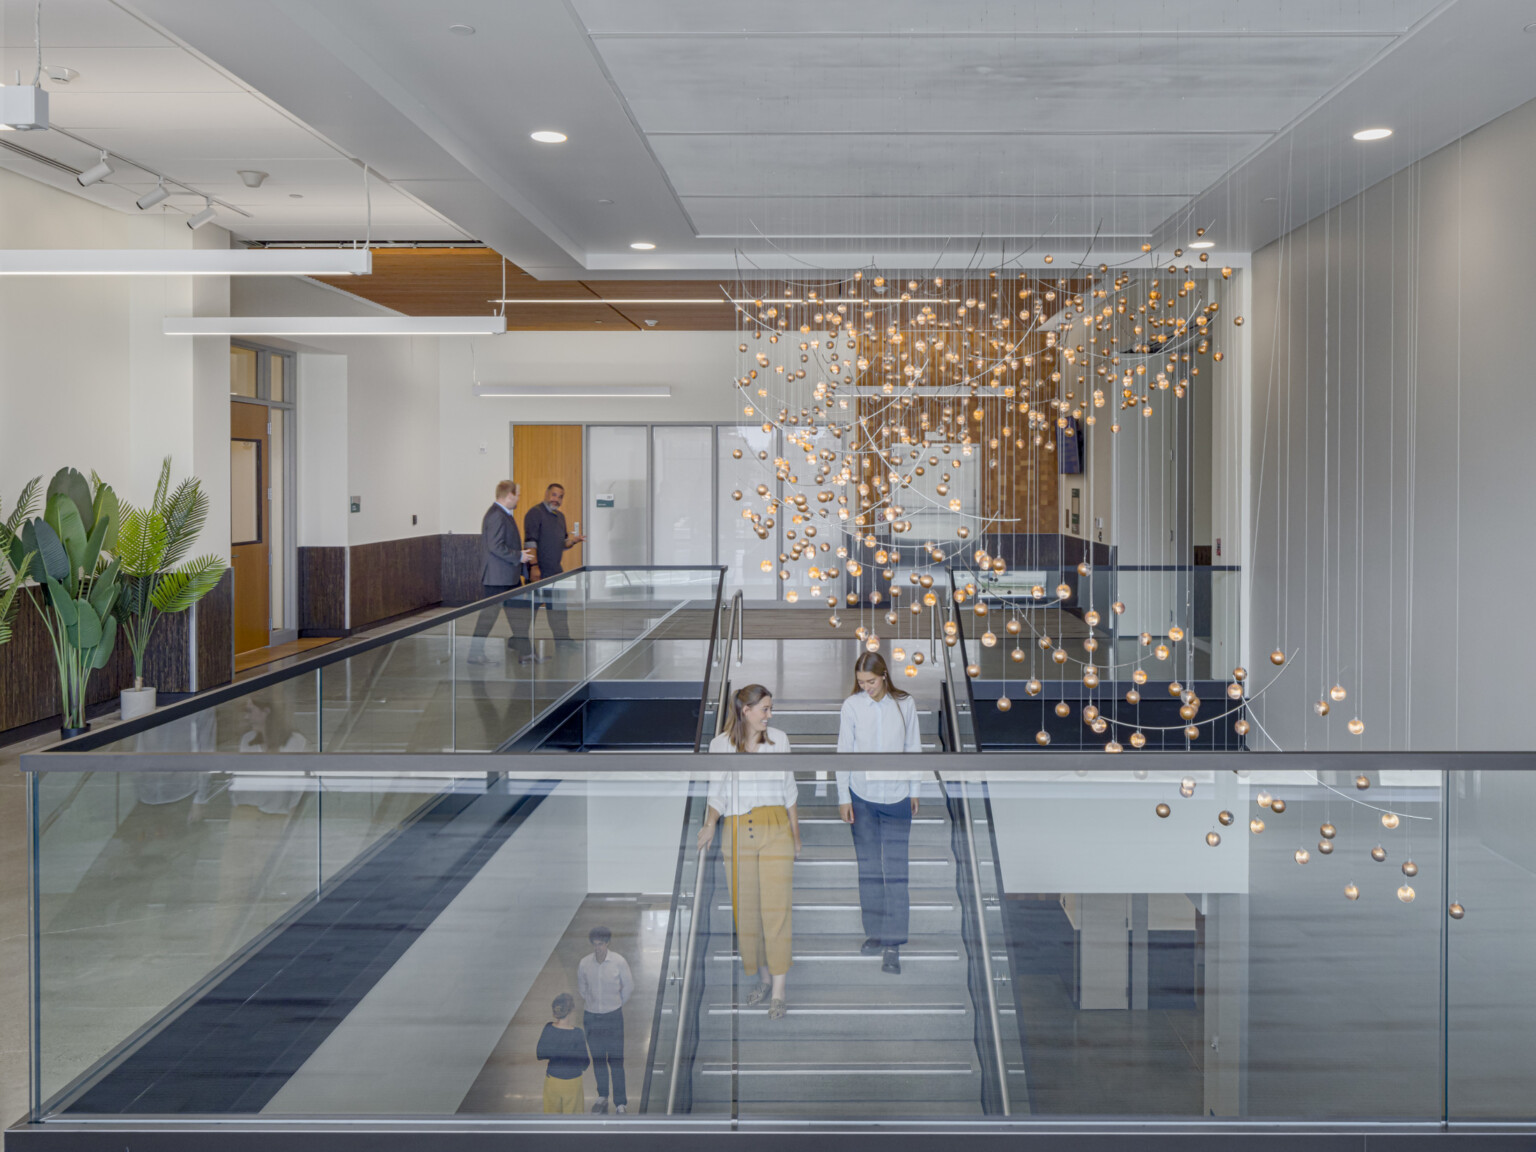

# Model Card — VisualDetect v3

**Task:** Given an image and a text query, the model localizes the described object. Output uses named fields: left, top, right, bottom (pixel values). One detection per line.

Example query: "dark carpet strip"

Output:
left=66, top=782, right=553, bottom=1115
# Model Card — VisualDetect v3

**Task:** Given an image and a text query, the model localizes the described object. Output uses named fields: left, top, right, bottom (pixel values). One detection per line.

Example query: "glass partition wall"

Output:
left=19, top=750, right=1536, bottom=1134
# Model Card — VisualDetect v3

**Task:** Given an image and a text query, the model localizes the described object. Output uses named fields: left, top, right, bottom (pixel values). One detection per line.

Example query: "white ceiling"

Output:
left=6, top=0, right=1536, bottom=273
left=0, top=0, right=468, bottom=241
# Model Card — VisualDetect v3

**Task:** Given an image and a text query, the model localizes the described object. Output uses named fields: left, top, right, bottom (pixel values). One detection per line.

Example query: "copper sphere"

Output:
left=1232, top=666, right=1248, bottom=682
left=1206, top=832, right=1222, bottom=847
left=1397, top=885, right=1416, bottom=904
left=1156, top=803, right=1171, bottom=818
left=1140, top=632, right=1153, bottom=647
left=1180, top=776, right=1196, bottom=797
left=1270, top=798, right=1286, bottom=814
left=973, top=602, right=989, bottom=617
left=1091, top=718, right=1108, bottom=734
left=965, top=663, right=980, bottom=678
left=1168, top=681, right=1184, bottom=697
left=1083, top=705, right=1100, bottom=723
left=1402, top=860, right=1418, bottom=878
left=981, top=631, right=997, bottom=648
left=1005, top=618, right=1021, bottom=635
left=996, top=696, right=1012, bottom=712
left=1250, top=817, right=1266, bottom=834
left=1055, top=701, right=1071, bottom=718
left=1010, top=647, right=1026, bottom=663
left=913, top=652, right=925, bottom=665
left=1257, top=791, right=1273, bottom=809
left=1381, top=812, right=1399, bottom=830
left=904, top=664, right=919, bottom=678
left=1125, top=688, right=1141, bottom=704
left=1270, top=650, right=1286, bottom=666
left=1084, top=610, right=1100, bottom=627
left=1036, top=730, right=1052, bottom=746
left=1294, top=849, right=1311, bottom=865
left=1055, top=583, right=1071, bottom=600
left=1132, top=669, right=1148, bottom=685
left=1355, top=774, right=1371, bottom=790
left=1184, top=725, right=1201, bottom=740
left=1330, top=683, right=1347, bottom=702
left=1448, top=902, right=1465, bottom=920
left=1082, top=670, right=1100, bottom=688
left=1227, top=682, right=1244, bottom=700
left=1168, top=625, right=1185, bottom=642
left=1105, top=740, right=1123, bottom=753
left=1112, top=601, right=1126, bottom=615
left=1345, top=883, right=1360, bottom=901
left=1155, top=644, right=1170, bottom=661
left=1348, top=717, right=1365, bottom=736
left=1234, top=718, right=1250, bottom=736
left=1179, top=703, right=1197, bottom=721
left=1218, top=810, right=1234, bottom=826
left=1025, top=678, right=1042, bottom=696
left=1314, top=698, right=1331, bottom=717
left=1318, top=840, right=1335, bottom=855
left=1320, top=823, right=1337, bottom=839
left=1038, top=634, right=1053, bottom=649
left=1130, top=731, right=1147, bottom=749
left=1371, top=845, right=1387, bottom=862
left=1052, top=647, right=1068, bottom=664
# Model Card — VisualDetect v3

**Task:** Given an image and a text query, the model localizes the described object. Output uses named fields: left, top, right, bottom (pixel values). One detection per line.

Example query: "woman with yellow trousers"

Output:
left=701, top=684, right=801, bottom=1020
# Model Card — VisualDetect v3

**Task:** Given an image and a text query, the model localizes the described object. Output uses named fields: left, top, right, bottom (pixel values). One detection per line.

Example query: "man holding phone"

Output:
left=469, top=480, right=537, bottom=664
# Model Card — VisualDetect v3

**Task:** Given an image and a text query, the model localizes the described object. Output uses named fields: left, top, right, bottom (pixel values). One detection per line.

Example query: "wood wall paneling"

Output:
left=194, top=569, right=235, bottom=693
left=298, top=546, right=348, bottom=635
left=513, top=425, right=584, bottom=574
left=348, top=536, right=443, bottom=631
left=440, top=533, right=486, bottom=605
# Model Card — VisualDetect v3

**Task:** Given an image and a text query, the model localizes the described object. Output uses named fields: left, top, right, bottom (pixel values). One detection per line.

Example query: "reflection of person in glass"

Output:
left=215, top=692, right=311, bottom=954
left=835, top=653, right=924, bottom=975
left=702, top=685, right=800, bottom=1019
left=538, top=992, right=590, bottom=1114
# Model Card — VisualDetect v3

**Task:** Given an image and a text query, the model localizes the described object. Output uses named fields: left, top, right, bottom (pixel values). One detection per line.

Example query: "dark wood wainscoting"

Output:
left=440, top=533, right=484, bottom=606
left=349, top=535, right=443, bottom=631
left=0, top=577, right=229, bottom=738
left=298, top=546, right=348, bottom=636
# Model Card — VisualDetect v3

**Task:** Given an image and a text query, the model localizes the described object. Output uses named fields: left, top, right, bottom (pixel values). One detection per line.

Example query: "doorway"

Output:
left=230, top=344, right=296, bottom=655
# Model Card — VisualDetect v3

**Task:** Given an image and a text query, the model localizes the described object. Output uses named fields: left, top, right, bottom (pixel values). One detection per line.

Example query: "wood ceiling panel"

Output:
left=312, top=248, right=735, bottom=330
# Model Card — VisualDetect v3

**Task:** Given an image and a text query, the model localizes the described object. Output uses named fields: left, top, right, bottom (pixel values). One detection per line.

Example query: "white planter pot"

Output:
left=120, top=686, right=157, bottom=721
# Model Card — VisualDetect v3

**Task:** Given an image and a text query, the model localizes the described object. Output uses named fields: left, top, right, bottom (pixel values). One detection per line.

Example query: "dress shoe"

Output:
left=591, top=1098, right=608, bottom=1114
left=882, top=947, right=901, bottom=975
left=860, top=938, right=883, bottom=956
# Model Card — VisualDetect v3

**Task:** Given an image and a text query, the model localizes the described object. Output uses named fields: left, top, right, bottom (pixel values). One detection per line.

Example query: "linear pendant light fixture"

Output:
left=166, top=314, right=508, bottom=337
left=0, top=249, right=373, bottom=276
left=473, top=384, right=671, bottom=399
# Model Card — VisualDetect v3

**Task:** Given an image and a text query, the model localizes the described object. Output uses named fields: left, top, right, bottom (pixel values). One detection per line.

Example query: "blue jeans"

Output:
left=850, top=792, right=912, bottom=947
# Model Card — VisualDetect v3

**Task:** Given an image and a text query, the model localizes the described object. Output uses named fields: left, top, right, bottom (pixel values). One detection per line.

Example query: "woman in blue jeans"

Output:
left=834, top=653, right=925, bottom=975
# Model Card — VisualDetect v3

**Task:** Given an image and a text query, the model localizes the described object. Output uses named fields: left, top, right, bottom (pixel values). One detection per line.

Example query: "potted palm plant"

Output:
left=113, top=457, right=225, bottom=719
left=2, top=468, right=122, bottom=736
left=0, top=478, right=40, bottom=646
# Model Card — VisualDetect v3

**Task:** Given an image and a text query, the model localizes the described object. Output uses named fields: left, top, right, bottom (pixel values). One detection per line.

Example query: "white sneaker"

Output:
left=615, top=1105, right=627, bottom=1113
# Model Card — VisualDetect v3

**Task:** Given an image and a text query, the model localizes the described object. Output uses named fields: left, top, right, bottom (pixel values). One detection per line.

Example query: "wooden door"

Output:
left=512, top=424, right=583, bottom=575
left=231, top=400, right=271, bottom=653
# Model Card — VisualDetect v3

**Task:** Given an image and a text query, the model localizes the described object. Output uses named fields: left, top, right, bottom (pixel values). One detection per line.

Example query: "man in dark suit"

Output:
left=523, top=482, right=586, bottom=647
left=470, top=480, right=537, bottom=664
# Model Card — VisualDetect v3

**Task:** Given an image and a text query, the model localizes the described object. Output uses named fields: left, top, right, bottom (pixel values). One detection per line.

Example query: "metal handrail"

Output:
left=712, top=593, right=743, bottom=739
left=667, top=837, right=710, bottom=1114
left=692, top=578, right=730, bottom=753
left=960, top=786, right=1011, bottom=1115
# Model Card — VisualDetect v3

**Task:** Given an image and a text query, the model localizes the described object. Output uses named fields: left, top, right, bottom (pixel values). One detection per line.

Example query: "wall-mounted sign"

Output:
left=595, top=493, right=615, bottom=508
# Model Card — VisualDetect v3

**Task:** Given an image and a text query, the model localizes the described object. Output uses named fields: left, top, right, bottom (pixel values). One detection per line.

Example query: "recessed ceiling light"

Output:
left=1352, top=127, right=1392, bottom=141
left=630, top=241, right=656, bottom=250
left=597, top=198, right=614, bottom=205
left=531, top=130, right=567, bottom=143
left=448, top=24, right=475, bottom=35
left=1189, top=241, right=1214, bottom=249
left=288, top=192, right=304, bottom=199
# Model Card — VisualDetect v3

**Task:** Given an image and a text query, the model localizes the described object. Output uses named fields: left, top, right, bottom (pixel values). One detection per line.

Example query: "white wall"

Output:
left=0, top=168, right=231, bottom=558
left=437, top=331, right=738, bottom=533
left=1249, top=96, right=1536, bottom=751
left=231, top=276, right=441, bottom=547
left=587, top=777, right=688, bottom=894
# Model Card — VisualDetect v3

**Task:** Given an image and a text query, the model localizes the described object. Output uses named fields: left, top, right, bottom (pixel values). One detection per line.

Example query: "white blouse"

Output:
left=835, top=692, right=925, bottom=805
left=706, top=726, right=797, bottom=815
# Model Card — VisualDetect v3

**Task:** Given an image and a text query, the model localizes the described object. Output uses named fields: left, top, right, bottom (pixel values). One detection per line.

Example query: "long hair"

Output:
left=849, top=651, right=910, bottom=701
left=726, top=683, right=775, bottom=752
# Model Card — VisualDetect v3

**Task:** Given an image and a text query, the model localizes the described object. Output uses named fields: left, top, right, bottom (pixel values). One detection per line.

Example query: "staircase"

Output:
left=684, top=754, right=987, bottom=1117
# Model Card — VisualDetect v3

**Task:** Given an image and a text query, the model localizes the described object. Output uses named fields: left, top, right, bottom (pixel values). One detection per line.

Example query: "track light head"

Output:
left=76, top=151, right=113, bottom=187
left=237, top=169, right=268, bottom=188
left=136, top=178, right=169, bottom=210
left=186, top=199, right=217, bottom=230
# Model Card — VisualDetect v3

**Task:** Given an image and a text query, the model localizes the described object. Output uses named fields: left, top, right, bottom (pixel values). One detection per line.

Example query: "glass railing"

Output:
left=66, top=566, right=725, bottom=757
left=17, top=751, right=1536, bottom=1135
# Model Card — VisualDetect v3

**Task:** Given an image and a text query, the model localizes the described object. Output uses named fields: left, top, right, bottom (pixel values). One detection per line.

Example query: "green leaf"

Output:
left=28, top=521, right=69, bottom=584
left=161, top=477, right=209, bottom=569
left=44, top=575, right=77, bottom=628
left=46, top=468, right=94, bottom=536
left=91, top=613, right=117, bottom=669
left=0, top=551, right=31, bottom=646
left=149, top=555, right=225, bottom=614
left=73, top=598, right=102, bottom=648
left=90, top=482, right=119, bottom=554
left=1, top=476, right=42, bottom=554
left=44, top=493, right=88, bottom=583
left=115, top=506, right=170, bottom=577
left=152, top=457, right=171, bottom=515
left=88, top=559, right=120, bottom=620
